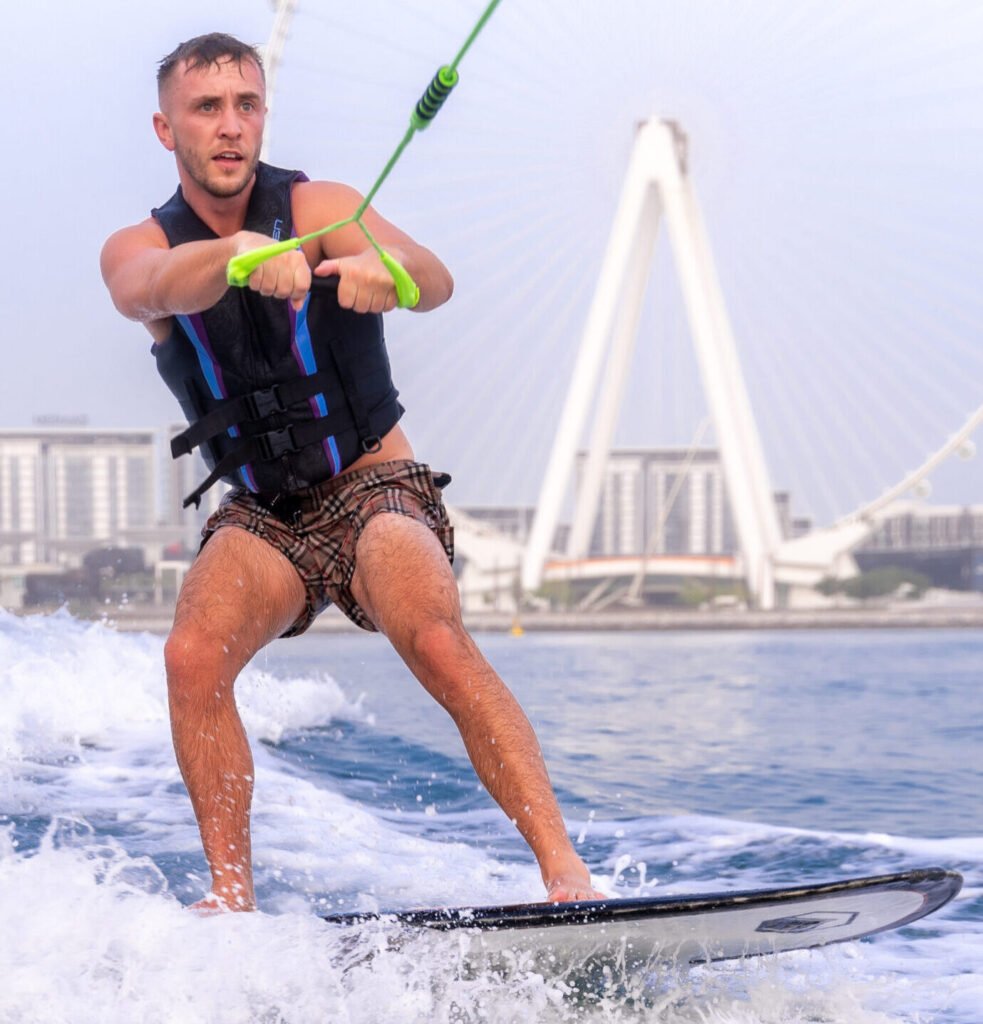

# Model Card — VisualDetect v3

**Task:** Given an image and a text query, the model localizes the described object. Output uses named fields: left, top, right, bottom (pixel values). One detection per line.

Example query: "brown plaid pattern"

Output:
left=200, top=460, right=454, bottom=635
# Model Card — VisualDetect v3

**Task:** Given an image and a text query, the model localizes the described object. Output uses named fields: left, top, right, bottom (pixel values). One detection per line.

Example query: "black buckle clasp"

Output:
left=259, top=425, right=299, bottom=460
left=247, top=383, right=286, bottom=420
left=360, top=435, right=383, bottom=454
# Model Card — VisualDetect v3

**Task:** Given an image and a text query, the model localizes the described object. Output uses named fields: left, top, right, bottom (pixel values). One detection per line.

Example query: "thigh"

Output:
left=350, top=512, right=460, bottom=637
left=174, top=525, right=307, bottom=664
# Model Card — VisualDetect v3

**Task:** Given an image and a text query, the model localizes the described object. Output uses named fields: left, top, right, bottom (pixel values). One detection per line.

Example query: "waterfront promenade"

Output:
left=36, top=595, right=983, bottom=634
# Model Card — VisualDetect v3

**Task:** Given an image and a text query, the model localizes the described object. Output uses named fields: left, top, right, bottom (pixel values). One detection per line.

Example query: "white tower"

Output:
left=260, top=0, right=298, bottom=162
left=521, top=118, right=784, bottom=608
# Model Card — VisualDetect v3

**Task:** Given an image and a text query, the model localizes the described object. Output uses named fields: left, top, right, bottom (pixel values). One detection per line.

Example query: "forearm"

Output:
left=296, top=182, right=454, bottom=313
left=135, top=236, right=239, bottom=322
left=385, top=244, right=454, bottom=312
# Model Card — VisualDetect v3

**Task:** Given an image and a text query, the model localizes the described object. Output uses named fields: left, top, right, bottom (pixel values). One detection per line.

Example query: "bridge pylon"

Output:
left=521, top=118, right=784, bottom=608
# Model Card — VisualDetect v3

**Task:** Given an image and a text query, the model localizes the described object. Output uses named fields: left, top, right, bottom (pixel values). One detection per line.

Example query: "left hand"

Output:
left=314, top=249, right=399, bottom=314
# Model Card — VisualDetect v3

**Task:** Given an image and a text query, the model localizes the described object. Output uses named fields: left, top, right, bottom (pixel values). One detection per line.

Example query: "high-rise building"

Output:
left=0, top=427, right=159, bottom=567
left=579, top=448, right=731, bottom=557
left=0, top=425, right=228, bottom=568
left=578, top=448, right=801, bottom=558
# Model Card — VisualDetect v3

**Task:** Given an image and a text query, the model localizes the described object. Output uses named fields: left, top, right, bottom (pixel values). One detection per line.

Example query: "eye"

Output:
left=241, top=100, right=256, bottom=113
left=200, top=101, right=216, bottom=113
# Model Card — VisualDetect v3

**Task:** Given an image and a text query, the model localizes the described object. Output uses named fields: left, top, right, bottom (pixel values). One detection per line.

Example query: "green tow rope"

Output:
left=226, top=0, right=502, bottom=308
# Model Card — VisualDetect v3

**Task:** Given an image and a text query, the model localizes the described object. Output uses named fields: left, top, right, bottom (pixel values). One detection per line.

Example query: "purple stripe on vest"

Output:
left=288, top=288, right=341, bottom=476
left=187, top=313, right=228, bottom=398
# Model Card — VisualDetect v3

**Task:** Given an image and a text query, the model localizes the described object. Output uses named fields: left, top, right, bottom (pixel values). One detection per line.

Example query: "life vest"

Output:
left=151, top=162, right=403, bottom=507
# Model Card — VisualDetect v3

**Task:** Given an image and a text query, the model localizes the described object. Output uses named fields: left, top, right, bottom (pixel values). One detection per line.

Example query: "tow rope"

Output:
left=225, top=0, right=502, bottom=308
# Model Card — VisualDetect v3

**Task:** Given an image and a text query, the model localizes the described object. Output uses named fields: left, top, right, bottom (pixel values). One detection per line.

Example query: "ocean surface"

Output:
left=0, top=609, right=980, bottom=1023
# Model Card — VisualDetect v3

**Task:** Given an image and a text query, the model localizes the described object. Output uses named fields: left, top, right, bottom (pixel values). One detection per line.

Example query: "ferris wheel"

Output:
left=258, top=0, right=983, bottom=604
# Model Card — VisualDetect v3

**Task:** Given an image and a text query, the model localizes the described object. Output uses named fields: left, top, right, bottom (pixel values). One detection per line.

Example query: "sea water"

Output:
left=0, top=608, right=980, bottom=1023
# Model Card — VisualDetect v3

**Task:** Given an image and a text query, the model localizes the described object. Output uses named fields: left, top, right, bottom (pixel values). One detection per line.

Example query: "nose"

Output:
left=217, top=106, right=243, bottom=139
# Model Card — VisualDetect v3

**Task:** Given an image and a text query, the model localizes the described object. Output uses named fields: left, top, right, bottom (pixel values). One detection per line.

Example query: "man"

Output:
left=101, top=33, right=600, bottom=913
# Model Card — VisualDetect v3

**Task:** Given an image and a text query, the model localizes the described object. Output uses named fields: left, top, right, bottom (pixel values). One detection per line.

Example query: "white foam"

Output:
left=4, top=823, right=964, bottom=1024
left=0, top=610, right=533, bottom=899
left=0, top=609, right=368, bottom=758
left=1, top=612, right=979, bottom=1023
left=0, top=824, right=943, bottom=1024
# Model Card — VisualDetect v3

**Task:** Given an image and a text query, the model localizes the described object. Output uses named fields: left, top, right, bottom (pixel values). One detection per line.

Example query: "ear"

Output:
left=153, top=111, right=175, bottom=152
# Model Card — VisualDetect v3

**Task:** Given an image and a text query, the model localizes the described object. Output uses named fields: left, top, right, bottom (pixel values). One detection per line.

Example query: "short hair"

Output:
left=157, top=33, right=265, bottom=95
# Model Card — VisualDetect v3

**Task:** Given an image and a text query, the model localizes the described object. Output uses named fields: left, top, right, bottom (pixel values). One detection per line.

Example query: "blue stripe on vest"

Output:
left=177, top=313, right=257, bottom=491
left=295, top=294, right=339, bottom=473
left=177, top=314, right=224, bottom=401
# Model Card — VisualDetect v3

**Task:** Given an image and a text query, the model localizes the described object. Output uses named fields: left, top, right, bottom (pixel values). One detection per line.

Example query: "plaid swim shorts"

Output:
left=200, top=459, right=454, bottom=636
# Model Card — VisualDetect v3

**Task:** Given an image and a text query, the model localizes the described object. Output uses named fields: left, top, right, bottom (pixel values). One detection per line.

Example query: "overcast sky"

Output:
left=2, top=0, right=981, bottom=522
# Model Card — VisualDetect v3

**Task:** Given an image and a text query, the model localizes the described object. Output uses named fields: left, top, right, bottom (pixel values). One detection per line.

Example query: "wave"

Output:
left=1, top=612, right=980, bottom=1021
left=0, top=609, right=369, bottom=760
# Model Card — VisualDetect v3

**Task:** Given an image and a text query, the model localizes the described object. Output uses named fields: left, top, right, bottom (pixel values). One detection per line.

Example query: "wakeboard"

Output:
left=321, top=867, right=961, bottom=969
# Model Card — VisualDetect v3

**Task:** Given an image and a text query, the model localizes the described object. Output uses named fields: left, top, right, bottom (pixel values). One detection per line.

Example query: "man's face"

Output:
left=154, top=56, right=266, bottom=199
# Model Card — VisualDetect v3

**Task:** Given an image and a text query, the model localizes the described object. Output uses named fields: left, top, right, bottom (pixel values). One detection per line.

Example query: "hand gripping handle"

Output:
left=226, top=243, right=419, bottom=308
left=226, top=238, right=300, bottom=287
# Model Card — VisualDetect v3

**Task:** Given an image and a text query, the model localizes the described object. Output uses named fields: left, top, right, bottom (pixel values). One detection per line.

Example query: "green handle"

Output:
left=226, top=238, right=300, bottom=287
left=227, top=242, right=419, bottom=309
left=380, top=250, right=420, bottom=309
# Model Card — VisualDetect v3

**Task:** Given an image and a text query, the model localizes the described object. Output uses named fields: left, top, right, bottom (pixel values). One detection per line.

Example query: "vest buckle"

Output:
left=360, top=435, right=383, bottom=454
left=259, top=424, right=299, bottom=460
left=248, top=383, right=287, bottom=420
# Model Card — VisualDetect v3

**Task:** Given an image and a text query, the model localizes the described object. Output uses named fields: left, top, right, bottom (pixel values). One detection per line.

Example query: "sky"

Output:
left=2, top=0, right=982, bottom=523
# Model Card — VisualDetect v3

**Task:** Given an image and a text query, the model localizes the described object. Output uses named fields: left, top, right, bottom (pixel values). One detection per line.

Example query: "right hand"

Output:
left=234, top=230, right=311, bottom=311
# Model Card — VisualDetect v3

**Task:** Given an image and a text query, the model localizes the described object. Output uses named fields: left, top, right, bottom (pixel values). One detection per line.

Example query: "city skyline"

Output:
left=1, top=423, right=979, bottom=613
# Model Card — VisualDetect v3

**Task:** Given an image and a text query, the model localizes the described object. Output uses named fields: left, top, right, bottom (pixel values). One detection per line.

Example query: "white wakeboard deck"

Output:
left=321, top=868, right=961, bottom=969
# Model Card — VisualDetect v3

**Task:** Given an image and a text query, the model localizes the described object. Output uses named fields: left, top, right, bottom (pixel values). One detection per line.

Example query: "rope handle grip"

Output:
left=226, top=238, right=298, bottom=287
left=410, top=66, right=459, bottom=131
left=226, top=242, right=420, bottom=309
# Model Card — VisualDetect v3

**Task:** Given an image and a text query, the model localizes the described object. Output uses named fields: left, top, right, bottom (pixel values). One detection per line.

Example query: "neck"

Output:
left=177, top=165, right=259, bottom=237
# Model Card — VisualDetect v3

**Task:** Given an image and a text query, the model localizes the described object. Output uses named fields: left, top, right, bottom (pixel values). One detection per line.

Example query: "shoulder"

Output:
left=291, top=180, right=364, bottom=234
left=101, top=217, right=170, bottom=266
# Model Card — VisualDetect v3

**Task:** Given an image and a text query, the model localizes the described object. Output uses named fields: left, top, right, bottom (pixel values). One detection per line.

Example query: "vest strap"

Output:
left=321, top=333, right=383, bottom=454
left=170, top=371, right=340, bottom=458
left=181, top=394, right=402, bottom=508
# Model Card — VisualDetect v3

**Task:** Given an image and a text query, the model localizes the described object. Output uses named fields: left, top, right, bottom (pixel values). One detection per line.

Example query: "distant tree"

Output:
left=679, top=580, right=711, bottom=607
left=815, top=567, right=932, bottom=601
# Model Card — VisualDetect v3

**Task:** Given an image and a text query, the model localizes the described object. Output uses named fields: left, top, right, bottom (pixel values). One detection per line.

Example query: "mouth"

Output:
left=212, top=151, right=246, bottom=168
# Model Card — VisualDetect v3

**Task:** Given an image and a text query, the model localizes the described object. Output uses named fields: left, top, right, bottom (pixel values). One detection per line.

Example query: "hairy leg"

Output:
left=165, top=526, right=305, bottom=910
left=351, top=513, right=601, bottom=902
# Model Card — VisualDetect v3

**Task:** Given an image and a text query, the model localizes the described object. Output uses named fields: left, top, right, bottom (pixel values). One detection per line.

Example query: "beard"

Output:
left=174, top=139, right=260, bottom=198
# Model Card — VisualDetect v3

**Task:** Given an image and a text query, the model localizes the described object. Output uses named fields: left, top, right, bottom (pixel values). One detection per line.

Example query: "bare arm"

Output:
left=102, top=183, right=450, bottom=329
left=294, top=181, right=454, bottom=314
left=100, top=219, right=312, bottom=327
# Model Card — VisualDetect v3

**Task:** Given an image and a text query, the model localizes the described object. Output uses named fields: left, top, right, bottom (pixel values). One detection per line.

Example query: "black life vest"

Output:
left=151, top=162, right=403, bottom=507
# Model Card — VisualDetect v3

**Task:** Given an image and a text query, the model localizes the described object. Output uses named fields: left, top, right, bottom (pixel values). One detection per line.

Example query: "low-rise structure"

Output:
left=857, top=502, right=983, bottom=591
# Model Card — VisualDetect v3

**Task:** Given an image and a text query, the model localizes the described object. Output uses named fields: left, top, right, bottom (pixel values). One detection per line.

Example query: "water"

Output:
left=1, top=609, right=980, bottom=1022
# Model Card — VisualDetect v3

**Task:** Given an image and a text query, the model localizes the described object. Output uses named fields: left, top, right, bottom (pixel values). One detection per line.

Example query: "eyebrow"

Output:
left=191, top=90, right=263, bottom=105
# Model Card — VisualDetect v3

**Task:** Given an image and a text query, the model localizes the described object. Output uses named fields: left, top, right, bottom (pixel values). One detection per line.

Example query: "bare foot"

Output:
left=188, top=891, right=255, bottom=915
left=543, top=856, right=606, bottom=903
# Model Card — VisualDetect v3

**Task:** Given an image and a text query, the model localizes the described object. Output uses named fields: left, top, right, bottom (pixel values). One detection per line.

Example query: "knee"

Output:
left=405, top=616, right=467, bottom=665
left=163, top=626, right=237, bottom=706
left=402, top=618, right=481, bottom=707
